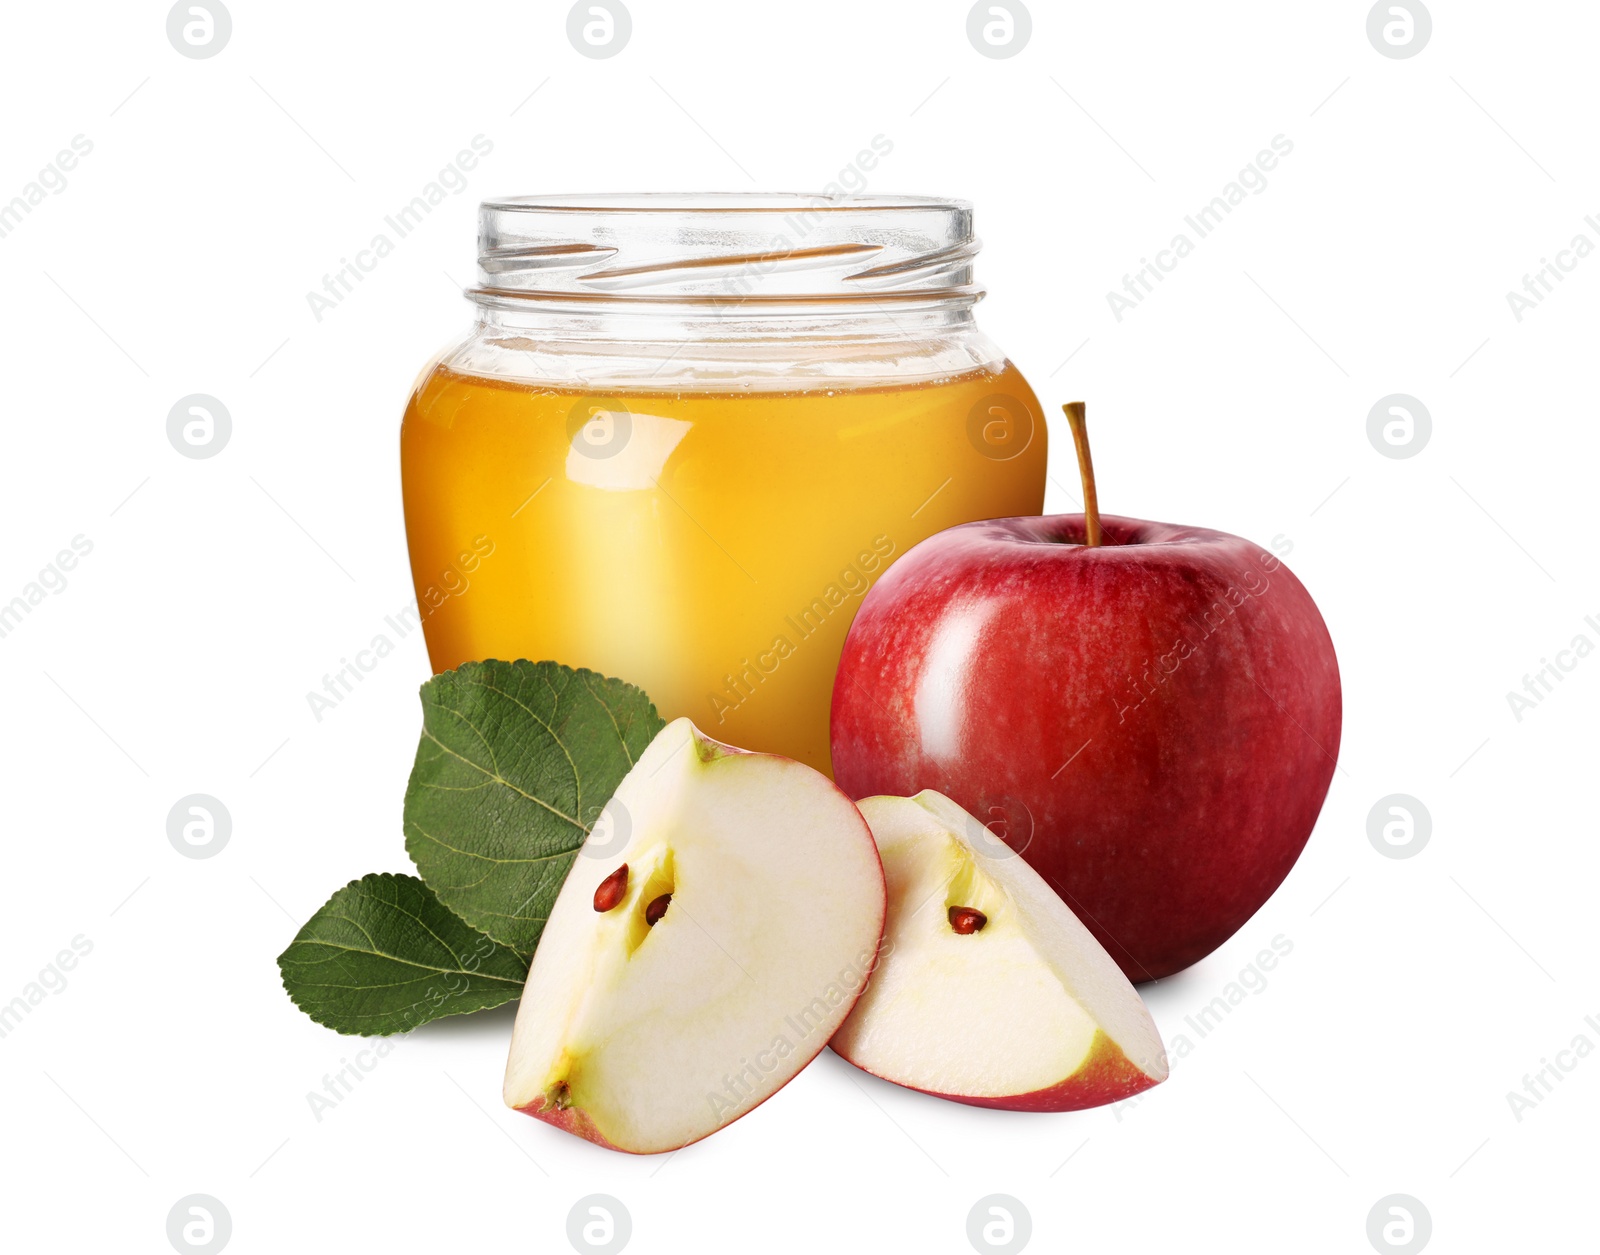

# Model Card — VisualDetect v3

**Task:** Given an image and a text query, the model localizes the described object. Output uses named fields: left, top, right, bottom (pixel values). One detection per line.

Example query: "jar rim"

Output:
left=473, top=193, right=981, bottom=308
left=480, top=192, right=970, bottom=215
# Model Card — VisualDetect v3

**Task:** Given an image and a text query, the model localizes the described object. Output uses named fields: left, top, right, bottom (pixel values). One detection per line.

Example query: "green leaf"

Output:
left=277, top=873, right=529, bottom=1036
left=403, top=660, right=664, bottom=953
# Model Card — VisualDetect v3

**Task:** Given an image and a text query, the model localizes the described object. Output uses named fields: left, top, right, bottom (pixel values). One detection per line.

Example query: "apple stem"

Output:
left=1062, top=402, right=1102, bottom=547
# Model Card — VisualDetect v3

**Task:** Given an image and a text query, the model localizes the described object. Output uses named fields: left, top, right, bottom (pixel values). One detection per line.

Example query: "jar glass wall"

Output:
left=401, top=194, right=1046, bottom=774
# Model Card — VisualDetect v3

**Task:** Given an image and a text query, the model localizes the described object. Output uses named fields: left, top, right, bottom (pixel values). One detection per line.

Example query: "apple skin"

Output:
left=830, top=514, right=1340, bottom=982
left=836, top=1029, right=1160, bottom=1113
left=518, top=1100, right=630, bottom=1154
left=915, top=1030, right=1155, bottom=1113
left=512, top=1031, right=855, bottom=1154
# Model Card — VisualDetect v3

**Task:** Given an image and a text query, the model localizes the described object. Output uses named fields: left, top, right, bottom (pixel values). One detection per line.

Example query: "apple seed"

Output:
left=645, top=892, right=672, bottom=926
left=593, top=864, right=629, bottom=912
left=948, top=906, right=987, bottom=934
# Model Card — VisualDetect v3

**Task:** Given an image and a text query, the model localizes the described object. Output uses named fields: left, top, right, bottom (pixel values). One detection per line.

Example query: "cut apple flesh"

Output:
left=503, top=718, right=887, bottom=1154
left=831, top=791, right=1168, bottom=1110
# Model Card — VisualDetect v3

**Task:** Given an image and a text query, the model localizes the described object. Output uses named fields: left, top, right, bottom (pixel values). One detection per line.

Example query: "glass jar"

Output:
left=401, top=194, right=1045, bottom=774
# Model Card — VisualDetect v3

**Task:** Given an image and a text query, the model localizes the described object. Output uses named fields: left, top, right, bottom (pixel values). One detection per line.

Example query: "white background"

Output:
left=1, top=2, right=1595, bottom=1252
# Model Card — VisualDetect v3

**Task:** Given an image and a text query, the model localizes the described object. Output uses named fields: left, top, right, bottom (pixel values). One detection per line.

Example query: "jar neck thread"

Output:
left=470, top=194, right=983, bottom=318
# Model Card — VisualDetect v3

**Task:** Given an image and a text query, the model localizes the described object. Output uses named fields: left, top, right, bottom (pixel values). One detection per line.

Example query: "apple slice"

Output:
left=831, top=791, right=1167, bottom=1110
left=503, top=717, right=886, bottom=1153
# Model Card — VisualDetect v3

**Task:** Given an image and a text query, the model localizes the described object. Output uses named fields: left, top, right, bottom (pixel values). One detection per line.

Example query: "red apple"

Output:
left=829, top=405, right=1340, bottom=982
